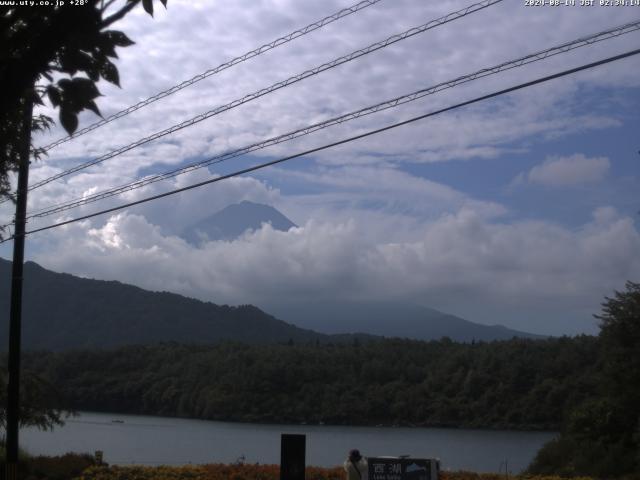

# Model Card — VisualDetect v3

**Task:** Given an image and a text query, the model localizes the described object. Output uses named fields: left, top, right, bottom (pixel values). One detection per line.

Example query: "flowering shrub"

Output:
left=76, top=465, right=209, bottom=480
left=76, top=464, right=343, bottom=480
left=73, top=464, right=597, bottom=480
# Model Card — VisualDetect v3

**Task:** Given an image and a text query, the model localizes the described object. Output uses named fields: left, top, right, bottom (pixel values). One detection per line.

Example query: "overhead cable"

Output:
left=26, top=0, right=503, bottom=192
left=26, top=19, right=640, bottom=220
left=3, top=47, right=637, bottom=244
left=38, top=0, right=386, bottom=152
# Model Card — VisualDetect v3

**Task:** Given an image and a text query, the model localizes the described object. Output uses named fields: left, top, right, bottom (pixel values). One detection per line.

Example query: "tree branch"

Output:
left=101, top=0, right=138, bottom=28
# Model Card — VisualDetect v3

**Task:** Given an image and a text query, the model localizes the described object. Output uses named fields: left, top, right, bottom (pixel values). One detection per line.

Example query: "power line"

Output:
left=25, top=19, right=640, bottom=220
left=29, top=0, right=501, bottom=191
left=3, top=47, right=636, bottom=244
left=38, top=0, right=386, bottom=152
left=25, top=0, right=503, bottom=193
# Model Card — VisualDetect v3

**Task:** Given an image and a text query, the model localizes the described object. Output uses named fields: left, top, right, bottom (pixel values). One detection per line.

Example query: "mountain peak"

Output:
left=181, top=201, right=296, bottom=245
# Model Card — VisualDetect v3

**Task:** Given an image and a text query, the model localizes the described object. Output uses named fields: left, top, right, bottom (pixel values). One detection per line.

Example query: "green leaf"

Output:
left=86, top=65, right=101, bottom=82
left=68, top=78, right=101, bottom=102
left=57, top=78, right=103, bottom=125
left=100, top=61, right=120, bottom=87
left=60, top=108, right=78, bottom=135
left=58, top=49, right=79, bottom=76
left=85, top=100, right=102, bottom=118
left=47, top=86, right=61, bottom=107
left=60, top=49, right=96, bottom=77
left=100, top=42, right=118, bottom=59
left=102, top=30, right=135, bottom=48
left=142, top=0, right=153, bottom=16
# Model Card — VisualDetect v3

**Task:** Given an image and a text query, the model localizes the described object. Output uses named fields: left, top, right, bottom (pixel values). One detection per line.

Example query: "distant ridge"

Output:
left=0, top=258, right=543, bottom=351
left=265, top=300, right=545, bottom=342
left=182, top=201, right=296, bottom=244
left=0, top=259, right=338, bottom=351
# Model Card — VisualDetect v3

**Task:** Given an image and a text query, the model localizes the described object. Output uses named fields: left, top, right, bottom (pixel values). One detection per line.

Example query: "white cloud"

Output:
left=6, top=0, right=630, bottom=235
left=270, top=164, right=507, bottom=226
left=26, top=0, right=636, bottom=193
left=18, top=204, right=640, bottom=336
left=0, top=0, right=637, bottom=338
left=513, top=153, right=610, bottom=188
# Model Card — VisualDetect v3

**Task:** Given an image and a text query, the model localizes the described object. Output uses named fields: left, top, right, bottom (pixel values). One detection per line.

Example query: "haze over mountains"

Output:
left=0, top=201, right=542, bottom=350
left=0, top=259, right=330, bottom=351
left=182, top=201, right=542, bottom=341
left=265, top=300, right=543, bottom=342
left=0, top=258, right=540, bottom=351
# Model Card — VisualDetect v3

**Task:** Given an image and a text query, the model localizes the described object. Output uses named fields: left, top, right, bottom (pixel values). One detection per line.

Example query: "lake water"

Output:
left=21, top=412, right=555, bottom=473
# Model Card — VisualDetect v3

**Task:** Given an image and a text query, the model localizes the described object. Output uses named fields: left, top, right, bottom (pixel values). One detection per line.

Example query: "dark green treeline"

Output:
left=22, top=336, right=599, bottom=430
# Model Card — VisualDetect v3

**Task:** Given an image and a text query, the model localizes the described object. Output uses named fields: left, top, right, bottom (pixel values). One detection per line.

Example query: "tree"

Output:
left=0, top=0, right=167, bottom=204
left=528, top=281, right=640, bottom=477
left=0, top=369, right=68, bottom=433
left=596, top=281, right=640, bottom=408
left=1, top=1, right=169, bottom=472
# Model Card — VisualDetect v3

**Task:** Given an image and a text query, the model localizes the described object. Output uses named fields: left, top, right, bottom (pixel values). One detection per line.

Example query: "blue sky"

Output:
left=1, top=0, right=639, bottom=336
left=405, top=86, right=640, bottom=228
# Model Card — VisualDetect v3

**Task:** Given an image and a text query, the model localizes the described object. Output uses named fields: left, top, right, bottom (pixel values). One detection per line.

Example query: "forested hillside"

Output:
left=21, top=336, right=599, bottom=430
left=0, top=259, right=330, bottom=350
left=0, top=259, right=533, bottom=348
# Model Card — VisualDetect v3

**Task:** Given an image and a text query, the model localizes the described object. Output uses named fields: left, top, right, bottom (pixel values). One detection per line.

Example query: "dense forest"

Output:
left=20, top=336, right=599, bottom=431
left=527, top=282, right=640, bottom=477
left=5, top=282, right=638, bottom=477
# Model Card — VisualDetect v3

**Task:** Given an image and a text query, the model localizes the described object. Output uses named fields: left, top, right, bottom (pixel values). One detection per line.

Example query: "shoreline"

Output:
left=69, top=410, right=559, bottom=434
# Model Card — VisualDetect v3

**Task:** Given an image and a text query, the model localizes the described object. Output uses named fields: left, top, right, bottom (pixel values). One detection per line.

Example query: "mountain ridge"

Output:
left=0, top=258, right=544, bottom=351
left=0, top=258, right=333, bottom=351
left=265, top=300, right=545, bottom=342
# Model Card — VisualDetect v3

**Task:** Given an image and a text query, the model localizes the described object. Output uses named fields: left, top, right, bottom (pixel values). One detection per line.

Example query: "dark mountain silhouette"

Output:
left=182, top=201, right=296, bottom=244
left=0, top=259, right=334, bottom=351
left=264, top=300, right=545, bottom=342
left=0, top=258, right=542, bottom=351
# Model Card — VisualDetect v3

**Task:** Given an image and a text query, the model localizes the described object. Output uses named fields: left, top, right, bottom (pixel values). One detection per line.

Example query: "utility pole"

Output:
left=5, top=95, right=34, bottom=480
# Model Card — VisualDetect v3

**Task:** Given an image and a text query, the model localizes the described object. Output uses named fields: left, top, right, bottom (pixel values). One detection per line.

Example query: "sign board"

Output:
left=368, top=457, right=439, bottom=480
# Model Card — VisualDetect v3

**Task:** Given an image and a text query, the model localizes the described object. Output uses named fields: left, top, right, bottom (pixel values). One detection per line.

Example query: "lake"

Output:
left=21, top=412, right=555, bottom=473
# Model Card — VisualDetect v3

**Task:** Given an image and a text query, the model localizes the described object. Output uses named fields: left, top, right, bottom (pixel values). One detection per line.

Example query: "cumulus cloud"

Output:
left=24, top=205, right=640, bottom=336
left=512, top=153, right=610, bottom=188
left=6, top=0, right=630, bottom=237
left=1, top=0, right=637, bottom=338
left=25, top=0, right=635, bottom=195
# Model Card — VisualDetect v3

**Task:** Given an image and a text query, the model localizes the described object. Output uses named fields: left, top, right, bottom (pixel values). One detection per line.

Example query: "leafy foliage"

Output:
left=0, top=367, right=70, bottom=432
left=0, top=0, right=167, bottom=202
left=63, top=464, right=597, bottom=480
left=597, top=281, right=640, bottom=409
left=0, top=259, right=334, bottom=350
left=21, top=336, right=599, bottom=430
left=527, top=282, right=640, bottom=477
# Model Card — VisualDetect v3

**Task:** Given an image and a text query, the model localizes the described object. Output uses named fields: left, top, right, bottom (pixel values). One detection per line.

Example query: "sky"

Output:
left=1, top=0, right=639, bottom=336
